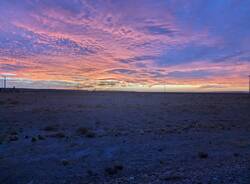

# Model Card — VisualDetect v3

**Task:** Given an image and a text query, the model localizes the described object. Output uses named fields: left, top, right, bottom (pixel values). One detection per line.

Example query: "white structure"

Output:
left=2, top=75, right=7, bottom=89
left=1, top=73, right=16, bottom=89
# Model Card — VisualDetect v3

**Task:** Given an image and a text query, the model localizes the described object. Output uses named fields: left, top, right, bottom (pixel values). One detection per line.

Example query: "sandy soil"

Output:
left=0, top=90, right=250, bottom=184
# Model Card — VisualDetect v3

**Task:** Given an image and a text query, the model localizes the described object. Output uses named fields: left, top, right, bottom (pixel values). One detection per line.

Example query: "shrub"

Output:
left=43, top=125, right=58, bottom=131
left=50, top=132, right=65, bottom=138
left=76, top=127, right=89, bottom=135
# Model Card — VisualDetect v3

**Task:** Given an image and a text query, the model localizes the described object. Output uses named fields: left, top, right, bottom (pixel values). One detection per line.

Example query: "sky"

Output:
left=0, top=0, right=250, bottom=92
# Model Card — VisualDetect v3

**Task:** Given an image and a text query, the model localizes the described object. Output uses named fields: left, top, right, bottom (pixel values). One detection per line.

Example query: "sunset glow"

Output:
left=0, top=0, right=250, bottom=91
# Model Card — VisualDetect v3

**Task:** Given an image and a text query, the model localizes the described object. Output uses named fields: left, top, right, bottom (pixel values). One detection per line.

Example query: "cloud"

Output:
left=144, top=25, right=176, bottom=36
left=8, top=78, right=77, bottom=89
left=97, top=80, right=120, bottom=87
left=0, top=24, right=98, bottom=59
left=117, top=55, right=158, bottom=66
left=1, top=73, right=16, bottom=77
left=199, top=84, right=227, bottom=89
left=167, top=70, right=213, bottom=79
left=108, top=69, right=137, bottom=75
left=0, top=64, right=27, bottom=72
left=0, top=0, right=249, bottom=91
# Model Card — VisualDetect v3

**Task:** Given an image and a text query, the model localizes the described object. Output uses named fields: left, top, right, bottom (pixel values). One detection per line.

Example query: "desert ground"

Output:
left=0, top=90, right=250, bottom=184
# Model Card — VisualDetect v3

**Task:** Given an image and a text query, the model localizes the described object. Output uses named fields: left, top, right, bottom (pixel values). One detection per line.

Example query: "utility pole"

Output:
left=1, top=73, right=15, bottom=89
left=3, top=76, right=6, bottom=89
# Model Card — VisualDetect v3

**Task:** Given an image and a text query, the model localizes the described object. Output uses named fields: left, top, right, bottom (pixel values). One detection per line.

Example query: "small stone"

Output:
left=163, top=175, right=183, bottom=181
left=105, top=167, right=117, bottom=175
left=129, top=176, right=135, bottom=180
left=198, top=152, right=208, bottom=159
left=233, top=153, right=239, bottom=157
left=114, top=164, right=123, bottom=171
left=105, top=164, right=124, bottom=176
left=159, top=160, right=164, bottom=165
left=158, top=148, right=163, bottom=152
left=31, top=137, right=37, bottom=142
left=61, top=159, right=70, bottom=166
left=139, top=130, right=145, bottom=135
left=86, top=132, right=96, bottom=138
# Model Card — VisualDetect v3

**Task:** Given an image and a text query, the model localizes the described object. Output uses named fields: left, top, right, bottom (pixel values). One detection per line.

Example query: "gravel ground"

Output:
left=0, top=90, right=250, bottom=184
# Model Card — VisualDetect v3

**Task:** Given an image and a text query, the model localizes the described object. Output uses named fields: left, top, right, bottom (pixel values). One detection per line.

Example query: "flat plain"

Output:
left=0, top=90, right=250, bottom=184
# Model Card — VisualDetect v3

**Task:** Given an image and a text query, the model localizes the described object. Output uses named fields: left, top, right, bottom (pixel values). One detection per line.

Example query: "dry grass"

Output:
left=43, top=125, right=58, bottom=132
left=49, top=132, right=66, bottom=138
left=0, top=99, right=20, bottom=106
left=77, top=104, right=105, bottom=109
left=9, top=100, right=20, bottom=105
left=76, top=127, right=96, bottom=138
left=105, top=164, right=123, bottom=176
left=76, top=127, right=89, bottom=135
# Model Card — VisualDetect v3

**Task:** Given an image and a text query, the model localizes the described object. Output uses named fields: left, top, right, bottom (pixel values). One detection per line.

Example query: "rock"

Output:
left=161, top=171, right=184, bottom=181
left=76, top=127, right=89, bottom=135
left=9, top=135, right=18, bottom=142
left=129, top=176, right=135, bottom=180
left=10, top=131, right=18, bottom=135
left=139, top=130, right=145, bottom=135
left=86, top=132, right=96, bottom=138
left=198, top=152, right=208, bottom=159
left=105, top=167, right=118, bottom=176
left=158, top=148, right=163, bottom=152
left=105, top=164, right=123, bottom=176
left=159, top=160, right=164, bottom=165
left=114, top=164, right=123, bottom=171
left=43, top=125, right=58, bottom=131
left=76, top=127, right=96, bottom=138
left=27, top=180, right=34, bottom=184
left=233, top=153, right=239, bottom=157
left=61, top=159, right=70, bottom=166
